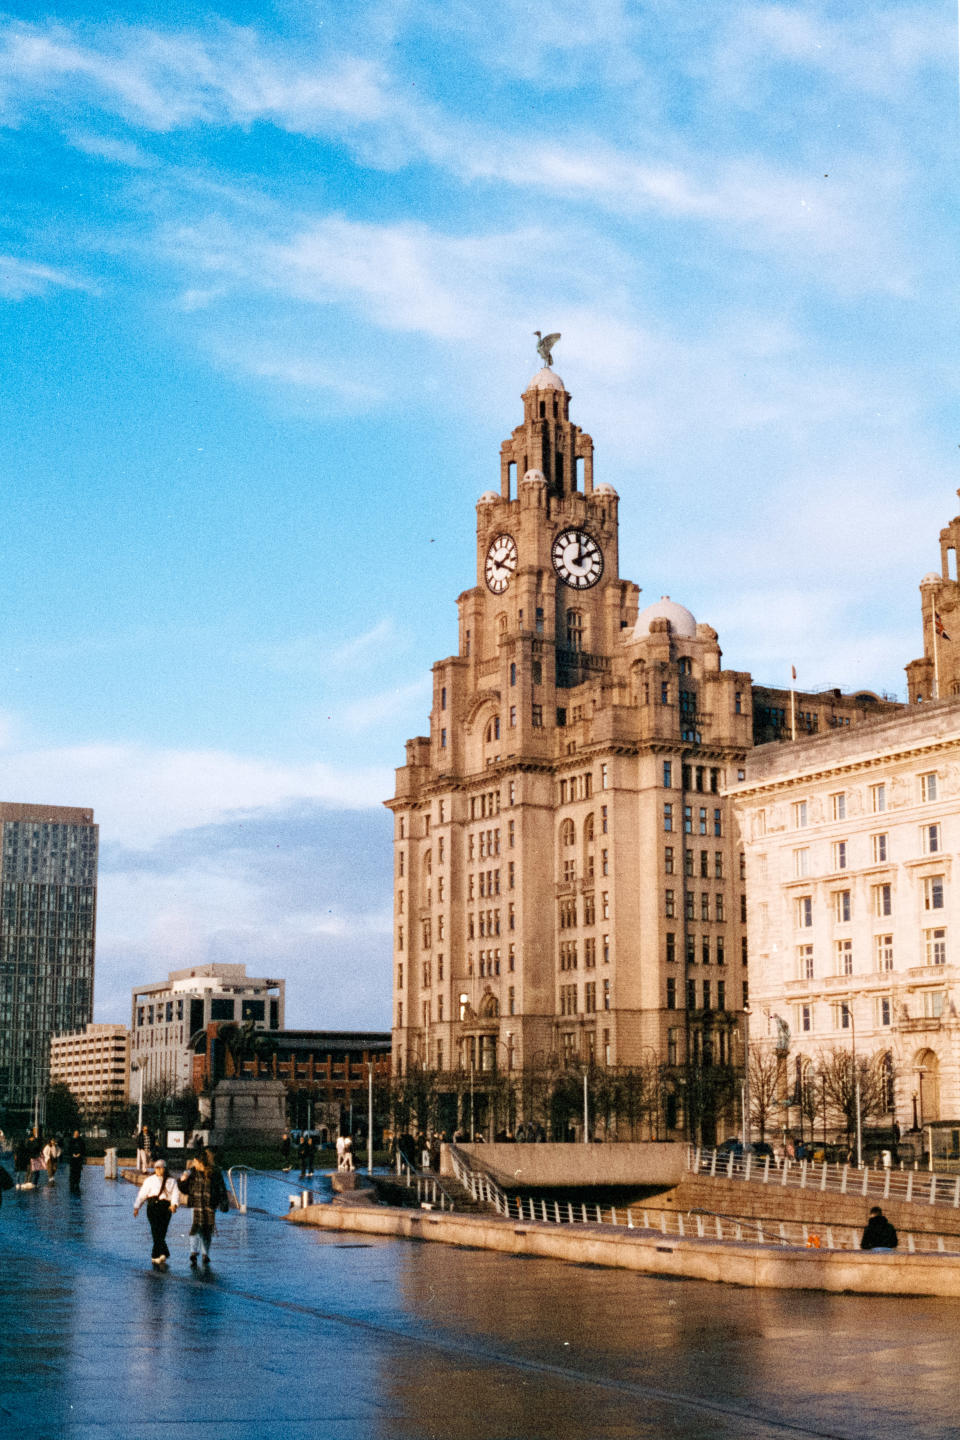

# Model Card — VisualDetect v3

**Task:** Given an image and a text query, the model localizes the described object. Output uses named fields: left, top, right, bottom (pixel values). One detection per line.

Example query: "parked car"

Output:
left=716, top=1138, right=775, bottom=1160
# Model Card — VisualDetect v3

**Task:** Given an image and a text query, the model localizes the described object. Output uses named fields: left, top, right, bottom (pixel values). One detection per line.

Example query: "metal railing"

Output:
left=226, top=1165, right=323, bottom=1214
left=394, top=1153, right=457, bottom=1211
left=689, top=1146, right=960, bottom=1211
left=446, top=1149, right=959, bottom=1254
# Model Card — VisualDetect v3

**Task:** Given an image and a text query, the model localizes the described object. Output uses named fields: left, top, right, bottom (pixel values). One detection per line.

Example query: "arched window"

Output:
left=566, top=610, right=584, bottom=650
left=584, top=813, right=595, bottom=843
left=485, top=716, right=500, bottom=743
left=480, top=992, right=500, bottom=1018
left=560, top=818, right=576, bottom=847
left=497, top=612, right=508, bottom=635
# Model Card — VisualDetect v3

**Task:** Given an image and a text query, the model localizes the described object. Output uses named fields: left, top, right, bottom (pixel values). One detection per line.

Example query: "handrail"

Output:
left=226, top=1164, right=324, bottom=1214
left=688, top=1146, right=960, bottom=1212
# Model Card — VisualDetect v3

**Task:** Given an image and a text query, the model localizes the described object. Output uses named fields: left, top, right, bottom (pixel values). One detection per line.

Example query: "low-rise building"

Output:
left=733, top=698, right=960, bottom=1140
left=131, top=964, right=285, bottom=1095
left=49, top=1023, right=129, bottom=1115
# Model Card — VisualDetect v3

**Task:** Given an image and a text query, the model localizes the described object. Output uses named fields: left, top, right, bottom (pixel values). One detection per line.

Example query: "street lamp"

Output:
left=741, top=1006, right=751, bottom=1154
left=130, top=1059, right=144, bottom=1134
left=846, top=1001, right=863, bottom=1170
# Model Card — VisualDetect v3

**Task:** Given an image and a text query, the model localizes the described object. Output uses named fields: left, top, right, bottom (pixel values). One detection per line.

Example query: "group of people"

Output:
left=132, top=1147, right=229, bottom=1270
left=9, top=1129, right=87, bottom=1192
left=277, top=1130, right=357, bottom=1178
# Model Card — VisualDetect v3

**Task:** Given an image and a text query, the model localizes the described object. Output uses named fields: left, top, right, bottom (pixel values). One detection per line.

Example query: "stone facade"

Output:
left=733, top=699, right=960, bottom=1136
left=906, top=491, right=960, bottom=703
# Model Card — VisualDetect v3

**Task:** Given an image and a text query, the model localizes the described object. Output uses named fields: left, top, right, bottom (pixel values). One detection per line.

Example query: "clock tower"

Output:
left=387, top=356, right=753, bottom=1143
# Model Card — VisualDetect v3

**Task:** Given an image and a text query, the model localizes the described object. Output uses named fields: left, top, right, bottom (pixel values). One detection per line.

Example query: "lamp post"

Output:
left=741, top=1006, right=751, bottom=1154
left=131, top=1059, right=144, bottom=1134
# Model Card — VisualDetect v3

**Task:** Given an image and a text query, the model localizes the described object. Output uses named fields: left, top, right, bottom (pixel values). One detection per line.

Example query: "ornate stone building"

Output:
left=386, top=361, right=758, bottom=1139
left=733, top=700, right=960, bottom=1142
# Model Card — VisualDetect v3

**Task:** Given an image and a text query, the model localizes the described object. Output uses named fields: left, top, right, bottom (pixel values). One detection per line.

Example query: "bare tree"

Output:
left=816, top=1048, right=892, bottom=1145
left=748, top=1048, right=782, bottom=1141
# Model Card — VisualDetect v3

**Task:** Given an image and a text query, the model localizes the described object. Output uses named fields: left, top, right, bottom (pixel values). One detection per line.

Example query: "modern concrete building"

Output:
left=49, top=1023, right=129, bottom=1115
left=733, top=698, right=960, bottom=1138
left=131, top=963, right=284, bottom=1096
left=0, top=803, right=98, bottom=1120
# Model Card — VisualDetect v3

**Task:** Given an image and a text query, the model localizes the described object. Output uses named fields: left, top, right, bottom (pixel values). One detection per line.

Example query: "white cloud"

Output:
left=69, top=129, right=157, bottom=166
left=0, top=254, right=89, bottom=299
left=0, top=741, right=390, bottom=849
left=339, top=678, right=432, bottom=731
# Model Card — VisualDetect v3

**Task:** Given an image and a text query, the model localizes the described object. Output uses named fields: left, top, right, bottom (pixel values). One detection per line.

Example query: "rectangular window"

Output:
left=922, top=823, right=941, bottom=855
left=875, top=934, right=894, bottom=972
left=921, top=772, right=938, bottom=802
left=834, top=840, right=847, bottom=871
left=601, top=849, right=609, bottom=876
left=873, top=883, right=892, bottom=918
left=716, top=936, right=725, bottom=966
left=836, top=938, right=853, bottom=976
left=839, top=1001, right=852, bottom=1031
left=717, top=980, right=726, bottom=1010
left=794, top=848, right=809, bottom=878
left=924, top=874, right=945, bottom=911
left=832, top=792, right=846, bottom=821
left=686, top=934, right=696, bottom=965
left=663, top=761, right=672, bottom=788
left=601, top=763, right=608, bottom=790
left=702, top=980, right=711, bottom=1010
left=795, top=895, right=813, bottom=928
left=715, top=852, right=723, bottom=879
left=794, top=800, right=808, bottom=829
left=701, top=936, right=711, bottom=965
left=715, top=894, right=724, bottom=922
left=684, top=849, right=694, bottom=877
left=924, top=991, right=944, bottom=1019
left=666, top=932, right=676, bottom=963
left=664, top=846, right=674, bottom=874
left=684, top=891, right=695, bottom=921
left=700, top=850, right=709, bottom=878
left=925, top=927, right=947, bottom=966
left=665, top=889, right=675, bottom=918
left=699, top=807, right=708, bottom=835
left=687, top=978, right=696, bottom=1010
left=714, top=809, right=722, bottom=837
left=800, top=1004, right=812, bottom=1033
left=877, top=996, right=891, bottom=1027
left=663, top=803, right=673, bottom=833
left=509, top=706, right=517, bottom=728
left=700, top=893, right=710, bottom=921
left=797, top=943, right=814, bottom=980
left=871, top=783, right=886, bottom=814
left=666, top=976, right=676, bottom=1010
left=584, top=982, right=596, bottom=1014
left=872, top=832, right=888, bottom=863
left=683, top=806, right=692, bottom=834
left=834, top=890, right=852, bottom=923
left=601, top=805, right=608, bottom=832
left=532, top=704, right=543, bottom=727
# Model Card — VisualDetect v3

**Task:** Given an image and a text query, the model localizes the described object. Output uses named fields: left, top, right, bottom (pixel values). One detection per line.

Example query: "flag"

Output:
left=791, top=665, right=797, bottom=681
left=936, top=612, right=951, bottom=641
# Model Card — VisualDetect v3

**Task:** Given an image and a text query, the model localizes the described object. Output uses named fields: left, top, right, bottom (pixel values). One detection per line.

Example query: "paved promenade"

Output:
left=3, top=1167, right=960, bottom=1439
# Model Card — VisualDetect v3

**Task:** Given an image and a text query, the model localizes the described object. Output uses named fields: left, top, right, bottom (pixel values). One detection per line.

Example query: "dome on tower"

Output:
left=527, top=367, right=565, bottom=391
left=521, top=468, right=547, bottom=485
left=594, top=482, right=618, bottom=497
left=920, top=572, right=941, bottom=586
left=478, top=490, right=499, bottom=504
left=633, top=595, right=697, bottom=639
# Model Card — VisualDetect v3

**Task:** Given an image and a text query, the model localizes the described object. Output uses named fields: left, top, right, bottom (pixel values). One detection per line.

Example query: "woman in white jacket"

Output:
left=133, top=1158, right=181, bottom=1269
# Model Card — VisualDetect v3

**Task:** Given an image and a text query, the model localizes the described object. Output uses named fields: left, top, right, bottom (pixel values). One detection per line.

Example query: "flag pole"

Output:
left=790, top=666, right=797, bottom=741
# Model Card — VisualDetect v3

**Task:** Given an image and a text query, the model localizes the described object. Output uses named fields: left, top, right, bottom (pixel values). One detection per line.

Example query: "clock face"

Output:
left=485, top=533, right=518, bottom=594
left=551, top=528, right=604, bottom=589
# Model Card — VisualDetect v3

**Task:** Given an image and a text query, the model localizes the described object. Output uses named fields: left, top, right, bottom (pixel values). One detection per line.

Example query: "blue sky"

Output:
left=0, top=1, right=957, bottom=1027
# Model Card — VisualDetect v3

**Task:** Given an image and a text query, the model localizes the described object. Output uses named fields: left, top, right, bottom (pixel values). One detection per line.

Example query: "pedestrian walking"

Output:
left=299, top=1133, right=315, bottom=1178
left=67, top=1130, right=86, bottom=1193
left=42, top=1136, right=61, bottom=1184
left=136, top=1125, right=153, bottom=1174
left=133, top=1158, right=181, bottom=1269
left=179, top=1148, right=228, bottom=1270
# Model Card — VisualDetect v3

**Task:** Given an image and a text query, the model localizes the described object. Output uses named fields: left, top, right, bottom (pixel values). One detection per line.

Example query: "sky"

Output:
left=0, top=0, right=958, bottom=1029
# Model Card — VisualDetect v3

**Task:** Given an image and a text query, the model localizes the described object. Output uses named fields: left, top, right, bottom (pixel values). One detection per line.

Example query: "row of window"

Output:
left=795, top=876, right=944, bottom=928
left=793, top=824, right=941, bottom=876
left=665, top=847, right=728, bottom=879
left=790, top=775, right=938, bottom=831
left=796, top=992, right=944, bottom=1034
left=662, top=762, right=723, bottom=793
left=558, top=893, right=610, bottom=928
left=559, top=979, right=611, bottom=1014
left=794, top=927, right=946, bottom=979
left=558, top=936, right=610, bottom=969
left=664, top=890, right=729, bottom=922
left=666, top=976, right=742, bottom=1010
left=665, top=932, right=732, bottom=966
left=664, top=805, right=724, bottom=836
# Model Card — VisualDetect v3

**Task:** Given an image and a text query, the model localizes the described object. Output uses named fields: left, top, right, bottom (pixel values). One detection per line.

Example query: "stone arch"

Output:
left=559, top=817, right=576, bottom=847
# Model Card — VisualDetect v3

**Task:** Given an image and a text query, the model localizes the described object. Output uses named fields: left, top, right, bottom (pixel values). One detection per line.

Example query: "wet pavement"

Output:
left=2, top=1166, right=960, bottom=1439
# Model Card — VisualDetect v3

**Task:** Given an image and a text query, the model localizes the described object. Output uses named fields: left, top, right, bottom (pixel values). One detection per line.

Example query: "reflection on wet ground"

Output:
left=1, top=1167, right=958, bottom=1438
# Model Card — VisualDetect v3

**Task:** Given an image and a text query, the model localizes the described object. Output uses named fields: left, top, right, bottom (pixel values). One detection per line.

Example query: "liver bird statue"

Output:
left=534, top=330, right=561, bottom=367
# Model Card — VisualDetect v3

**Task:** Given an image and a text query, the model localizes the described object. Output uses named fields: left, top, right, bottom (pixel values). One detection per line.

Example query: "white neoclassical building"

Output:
left=733, top=699, right=960, bottom=1137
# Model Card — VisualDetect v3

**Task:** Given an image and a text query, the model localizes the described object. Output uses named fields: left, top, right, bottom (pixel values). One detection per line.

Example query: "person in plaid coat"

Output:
left=179, top=1148, right=228, bottom=1269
